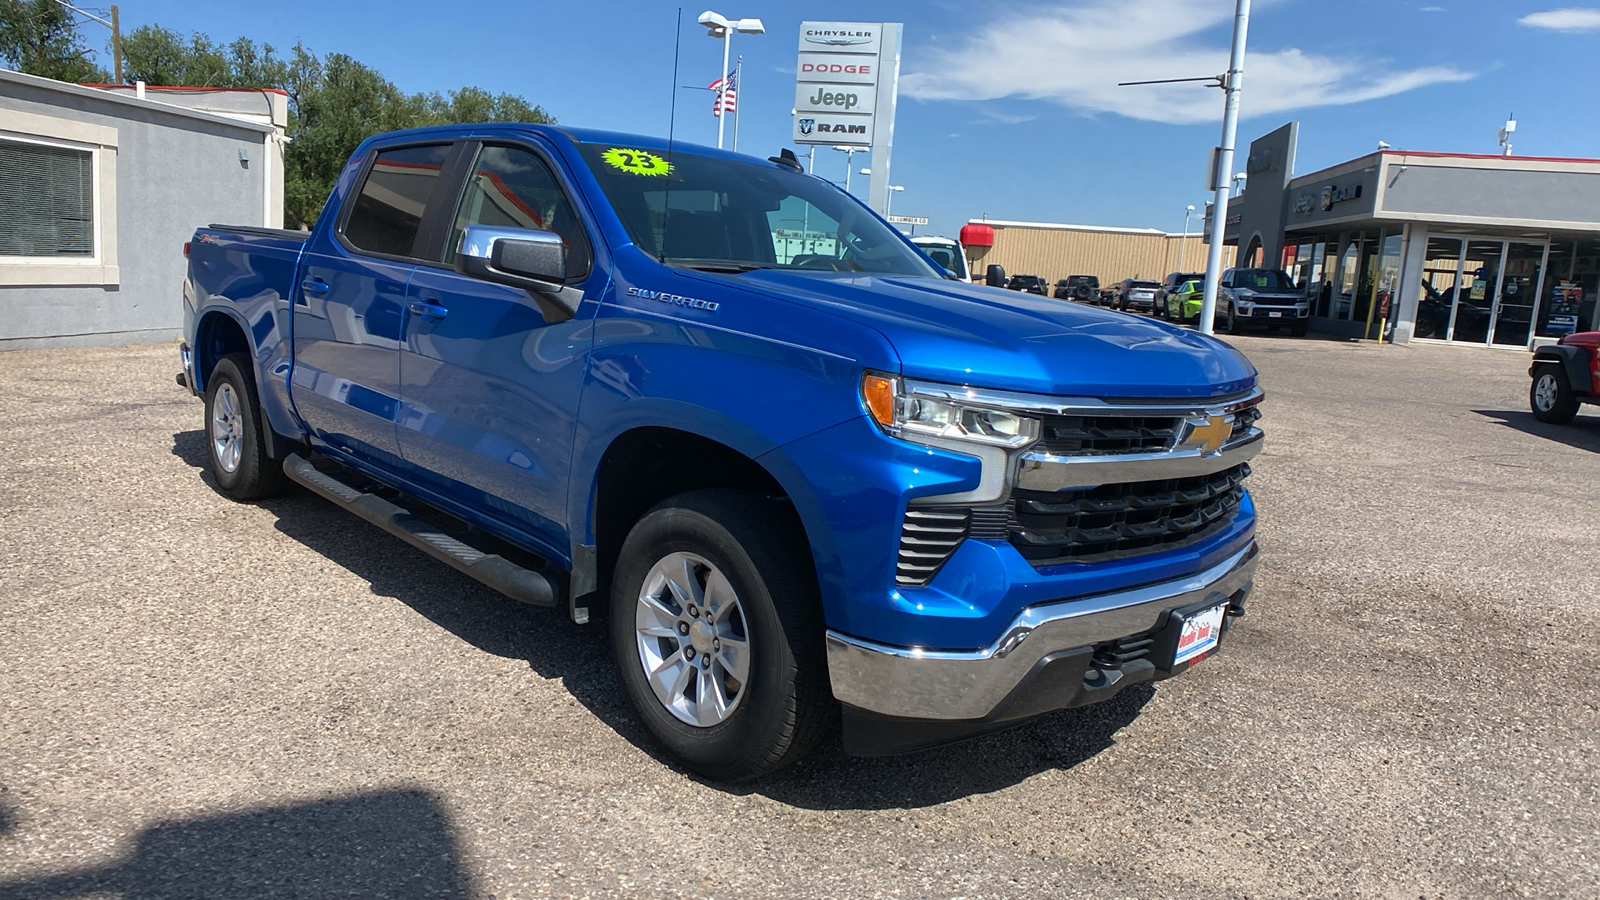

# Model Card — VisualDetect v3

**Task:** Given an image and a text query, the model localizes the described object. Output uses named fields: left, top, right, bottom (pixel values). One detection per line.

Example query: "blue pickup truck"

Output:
left=180, top=123, right=1263, bottom=780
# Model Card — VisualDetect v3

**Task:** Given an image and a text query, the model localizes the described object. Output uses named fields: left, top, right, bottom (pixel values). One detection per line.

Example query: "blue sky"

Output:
left=90, top=0, right=1600, bottom=238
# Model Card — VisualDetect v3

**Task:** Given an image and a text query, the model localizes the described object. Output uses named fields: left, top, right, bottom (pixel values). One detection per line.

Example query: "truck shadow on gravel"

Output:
left=0, top=789, right=472, bottom=899
left=171, top=430, right=1155, bottom=809
left=1472, top=409, right=1600, bottom=453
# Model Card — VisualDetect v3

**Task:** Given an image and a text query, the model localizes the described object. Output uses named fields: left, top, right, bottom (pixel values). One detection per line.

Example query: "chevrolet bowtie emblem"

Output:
left=1184, top=415, right=1232, bottom=453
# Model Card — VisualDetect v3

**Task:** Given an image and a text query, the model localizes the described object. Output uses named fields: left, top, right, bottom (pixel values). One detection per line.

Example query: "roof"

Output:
left=0, top=68, right=273, bottom=133
left=77, top=83, right=289, bottom=96
left=967, top=218, right=1192, bottom=238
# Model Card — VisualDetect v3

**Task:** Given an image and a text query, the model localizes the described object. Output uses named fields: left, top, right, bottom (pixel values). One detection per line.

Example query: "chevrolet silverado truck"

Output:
left=180, top=124, right=1264, bottom=781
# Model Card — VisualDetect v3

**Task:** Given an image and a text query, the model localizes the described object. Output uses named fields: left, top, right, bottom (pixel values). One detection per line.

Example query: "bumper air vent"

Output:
left=895, top=508, right=970, bottom=587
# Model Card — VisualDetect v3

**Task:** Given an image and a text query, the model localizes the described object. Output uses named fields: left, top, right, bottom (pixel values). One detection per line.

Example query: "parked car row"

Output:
left=986, top=264, right=1312, bottom=338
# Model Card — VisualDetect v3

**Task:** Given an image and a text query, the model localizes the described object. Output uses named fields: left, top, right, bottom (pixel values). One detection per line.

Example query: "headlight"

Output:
left=861, top=373, right=1040, bottom=448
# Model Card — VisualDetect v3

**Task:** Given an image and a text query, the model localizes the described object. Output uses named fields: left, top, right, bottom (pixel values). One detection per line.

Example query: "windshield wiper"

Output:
left=663, top=259, right=776, bottom=273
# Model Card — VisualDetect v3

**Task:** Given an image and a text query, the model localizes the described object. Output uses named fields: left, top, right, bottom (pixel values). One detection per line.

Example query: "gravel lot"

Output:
left=1, top=335, right=1597, bottom=899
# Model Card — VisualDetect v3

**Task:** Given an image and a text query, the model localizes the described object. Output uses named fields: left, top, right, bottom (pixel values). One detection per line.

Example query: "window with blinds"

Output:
left=0, top=138, right=95, bottom=258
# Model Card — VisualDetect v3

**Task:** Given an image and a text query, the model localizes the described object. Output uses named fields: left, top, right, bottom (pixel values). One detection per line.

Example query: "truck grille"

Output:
left=1038, top=414, right=1183, bottom=455
left=1008, top=463, right=1249, bottom=565
left=895, top=508, right=969, bottom=586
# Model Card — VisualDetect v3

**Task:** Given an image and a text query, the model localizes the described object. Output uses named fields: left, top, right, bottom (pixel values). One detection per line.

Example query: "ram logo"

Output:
left=797, top=118, right=815, bottom=136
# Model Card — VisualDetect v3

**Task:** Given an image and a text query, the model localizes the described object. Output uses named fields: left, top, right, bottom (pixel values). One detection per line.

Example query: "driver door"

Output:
left=396, top=140, right=604, bottom=551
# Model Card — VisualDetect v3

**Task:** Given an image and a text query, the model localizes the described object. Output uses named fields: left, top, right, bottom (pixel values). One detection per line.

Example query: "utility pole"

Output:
left=110, top=5, right=121, bottom=84
left=53, top=0, right=122, bottom=83
left=1197, top=0, right=1251, bottom=336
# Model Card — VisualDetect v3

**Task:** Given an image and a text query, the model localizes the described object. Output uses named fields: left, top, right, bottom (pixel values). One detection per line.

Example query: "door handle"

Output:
left=407, top=300, right=449, bottom=319
left=300, top=277, right=330, bottom=296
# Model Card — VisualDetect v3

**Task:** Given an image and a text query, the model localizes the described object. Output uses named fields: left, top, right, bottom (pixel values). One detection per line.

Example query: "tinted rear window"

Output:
left=343, top=144, right=451, bottom=258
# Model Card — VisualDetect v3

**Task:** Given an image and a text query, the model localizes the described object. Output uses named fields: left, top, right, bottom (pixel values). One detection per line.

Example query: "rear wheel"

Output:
left=609, top=489, right=832, bottom=781
left=204, top=354, right=286, bottom=501
left=1531, top=366, right=1580, bottom=424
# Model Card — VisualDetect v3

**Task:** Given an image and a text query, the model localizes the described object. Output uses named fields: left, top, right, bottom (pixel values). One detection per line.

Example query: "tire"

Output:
left=609, top=489, right=832, bottom=781
left=1530, top=366, right=1580, bottom=424
left=204, top=353, right=286, bottom=501
left=1224, top=303, right=1241, bottom=335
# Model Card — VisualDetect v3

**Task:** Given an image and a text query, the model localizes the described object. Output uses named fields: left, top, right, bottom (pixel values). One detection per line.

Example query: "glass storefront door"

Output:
left=1414, top=235, right=1551, bottom=348
left=1452, top=240, right=1501, bottom=344
left=1415, top=236, right=1464, bottom=341
left=1490, top=242, right=1549, bottom=347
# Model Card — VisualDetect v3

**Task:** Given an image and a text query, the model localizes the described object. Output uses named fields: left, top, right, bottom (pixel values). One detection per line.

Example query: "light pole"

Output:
left=833, top=146, right=862, bottom=192
left=1178, top=204, right=1196, bottom=272
left=1196, top=0, right=1252, bottom=336
left=885, top=185, right=904, bottom=217
left=697, top=10, right=764, bottom=150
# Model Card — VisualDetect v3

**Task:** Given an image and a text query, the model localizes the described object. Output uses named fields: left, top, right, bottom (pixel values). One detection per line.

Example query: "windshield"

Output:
left=1232, top=269, right=1296, bottom=291
left=576, top=143, right=938, bottom=277
left=918, top=244, right=960, bottom=273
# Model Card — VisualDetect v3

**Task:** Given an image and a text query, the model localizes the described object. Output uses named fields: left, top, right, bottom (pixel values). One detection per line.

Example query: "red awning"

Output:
left=959, top=223, right=994, bottom=247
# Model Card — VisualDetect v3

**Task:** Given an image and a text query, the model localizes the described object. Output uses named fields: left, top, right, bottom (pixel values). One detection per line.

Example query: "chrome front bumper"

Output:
left=825, top=542, right=1258, bottom=721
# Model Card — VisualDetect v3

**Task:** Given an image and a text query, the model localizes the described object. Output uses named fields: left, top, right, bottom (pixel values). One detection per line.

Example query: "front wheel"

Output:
left=1531, top=367, right=1580, bottom=424
left=1224, top=303, right=1241, bottom=335
left=609, top=490, right=832, bottom=781
left=204, top=354, right=286, bottom=500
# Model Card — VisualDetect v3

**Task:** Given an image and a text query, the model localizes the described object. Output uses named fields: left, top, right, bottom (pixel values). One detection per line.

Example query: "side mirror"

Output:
left=455, top=224, right=567, bottom=289
left=985, top=264, right=1006, bottom=288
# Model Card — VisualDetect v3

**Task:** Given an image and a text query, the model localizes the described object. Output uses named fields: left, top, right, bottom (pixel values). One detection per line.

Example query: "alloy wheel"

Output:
left=210, top=382, right=243, bottom=474
left=634, top=551, right=751, bottom=727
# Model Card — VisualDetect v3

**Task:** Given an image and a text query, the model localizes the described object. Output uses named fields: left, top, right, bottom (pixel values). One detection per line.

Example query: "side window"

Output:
left=342, top=144, right=451, bottom=258
left=447, top=145, right=592, bottom=280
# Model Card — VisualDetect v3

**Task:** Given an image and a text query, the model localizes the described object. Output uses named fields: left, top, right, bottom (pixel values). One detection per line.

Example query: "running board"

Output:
left=283, top=453, right=559, bottom=608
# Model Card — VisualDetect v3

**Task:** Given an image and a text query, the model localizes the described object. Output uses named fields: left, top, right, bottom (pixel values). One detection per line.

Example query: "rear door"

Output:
left=291, top=142, right=456, bottom=464
left=395, top=139, right=606, bottom=553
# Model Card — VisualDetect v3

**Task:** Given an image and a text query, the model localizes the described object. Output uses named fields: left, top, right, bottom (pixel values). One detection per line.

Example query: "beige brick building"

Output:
left=961, top=220, right=1235, bottom=288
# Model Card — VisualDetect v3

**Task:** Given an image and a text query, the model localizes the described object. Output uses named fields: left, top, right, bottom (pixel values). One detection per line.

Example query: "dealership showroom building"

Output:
left=1212, top=122, right=1600, bottom=347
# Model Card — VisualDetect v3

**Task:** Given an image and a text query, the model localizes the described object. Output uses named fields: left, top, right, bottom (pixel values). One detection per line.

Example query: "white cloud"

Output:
left=901, top=0, right=1475, bottom=125
left=1421, top=6, right=1445, bottom=11
left=1518, top=7, right=1600, bottom=31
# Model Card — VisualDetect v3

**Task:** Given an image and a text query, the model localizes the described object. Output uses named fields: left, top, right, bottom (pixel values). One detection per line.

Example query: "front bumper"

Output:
left=826, top=541, right=1257, bottom=749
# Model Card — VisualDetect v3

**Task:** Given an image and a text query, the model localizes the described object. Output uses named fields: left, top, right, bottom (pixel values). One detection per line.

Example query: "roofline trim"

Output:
left=0, top=68, right=273, bottom=133
left=78, top=83, right=289, bottom=96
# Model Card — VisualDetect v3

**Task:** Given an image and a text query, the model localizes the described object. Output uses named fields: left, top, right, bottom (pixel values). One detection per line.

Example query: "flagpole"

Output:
left=732, top=56, right=742, bottom=152
left=716, top=25, right=731, bottom=148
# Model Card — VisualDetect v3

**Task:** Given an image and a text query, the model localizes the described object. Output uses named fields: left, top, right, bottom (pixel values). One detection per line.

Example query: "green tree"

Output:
left=0, top=0, right=109, bottom=82
left=121, top=25, right=288, bottom=89
left=75, top=17, right=556, bottom=227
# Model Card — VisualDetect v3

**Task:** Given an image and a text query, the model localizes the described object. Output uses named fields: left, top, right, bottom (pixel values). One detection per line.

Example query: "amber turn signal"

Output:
left=861, top=373, right=897, bottom=427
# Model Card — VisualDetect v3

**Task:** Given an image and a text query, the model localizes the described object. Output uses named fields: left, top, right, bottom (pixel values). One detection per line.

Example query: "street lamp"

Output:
left=1231, top=172, right=1247, bottom=196
left=698, top=10, right=765, bottom=150
left=833, top=146, right=863, bottom=192
left=1178, top=204, right=1196, bottom=272
left=885, top=184, right=904, bottom=217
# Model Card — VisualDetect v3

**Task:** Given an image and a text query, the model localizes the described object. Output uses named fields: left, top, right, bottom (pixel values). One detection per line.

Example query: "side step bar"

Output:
left=283, top=453, right=559, bottom=608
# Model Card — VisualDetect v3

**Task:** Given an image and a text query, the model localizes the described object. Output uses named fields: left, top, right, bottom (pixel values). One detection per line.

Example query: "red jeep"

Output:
left=1530, top=332, right=1600, bottom=424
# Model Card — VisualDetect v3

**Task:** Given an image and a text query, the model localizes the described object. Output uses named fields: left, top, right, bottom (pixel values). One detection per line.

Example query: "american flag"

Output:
left=710, top=68, right=738, bottom=117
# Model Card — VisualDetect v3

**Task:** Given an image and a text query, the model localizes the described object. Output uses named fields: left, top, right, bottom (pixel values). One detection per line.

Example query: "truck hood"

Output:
left=735, top=271, right=1256, bottom=399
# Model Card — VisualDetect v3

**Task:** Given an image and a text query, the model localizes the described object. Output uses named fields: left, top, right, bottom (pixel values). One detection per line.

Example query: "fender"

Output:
left=1531, top=344, right=1593, bottom=397
left=193, top=299, right=302, bottom=449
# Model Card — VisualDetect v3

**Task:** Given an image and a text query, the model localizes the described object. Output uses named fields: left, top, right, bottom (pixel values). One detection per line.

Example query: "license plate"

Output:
left=1173, top=603, right=1227, bottom=665
left=1268, top=311, right=1283, bottom=318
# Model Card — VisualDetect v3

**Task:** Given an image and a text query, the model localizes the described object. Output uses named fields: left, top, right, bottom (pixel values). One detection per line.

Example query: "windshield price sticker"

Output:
left=602, top=148, right=672, bottom=176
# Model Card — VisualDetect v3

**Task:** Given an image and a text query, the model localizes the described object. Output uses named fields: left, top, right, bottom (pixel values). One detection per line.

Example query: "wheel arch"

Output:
left=193, top=308, right=253, bottom=395
left=583, top=422, right=830, bottom=615
left=1532, top=345, right=1589, bottom=396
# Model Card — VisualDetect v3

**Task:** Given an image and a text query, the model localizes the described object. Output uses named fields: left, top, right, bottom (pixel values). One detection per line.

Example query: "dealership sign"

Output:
left=792, top=21, right=896, bottom=148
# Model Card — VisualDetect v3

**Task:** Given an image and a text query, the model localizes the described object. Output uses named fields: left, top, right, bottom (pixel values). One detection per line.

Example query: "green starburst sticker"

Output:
left=601, top=147, right=672, bottom=176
